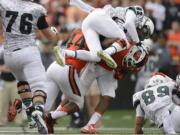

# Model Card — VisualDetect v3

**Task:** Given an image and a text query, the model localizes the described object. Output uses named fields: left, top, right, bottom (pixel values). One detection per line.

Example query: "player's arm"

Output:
left=124, top=10, right=140, bottom=44
left=68, top=0, right=95, bottom=13
left=133, top=94, right=145, bottom=134
left=134, top=105, right=145, bottom=134
left=37, top=15, right=58, bottom=45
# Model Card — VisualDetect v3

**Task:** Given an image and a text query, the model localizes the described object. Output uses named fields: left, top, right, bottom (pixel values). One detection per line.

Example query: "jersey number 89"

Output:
left=142, top=86, right=170, bottom=106
left=6, top=11, right=33, bottom=34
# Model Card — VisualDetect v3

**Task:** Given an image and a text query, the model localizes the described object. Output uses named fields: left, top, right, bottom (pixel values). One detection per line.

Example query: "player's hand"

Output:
left=134, top=127, right=144, bottom=134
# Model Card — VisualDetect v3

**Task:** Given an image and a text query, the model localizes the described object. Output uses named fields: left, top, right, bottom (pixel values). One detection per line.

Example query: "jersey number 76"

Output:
left=6, top=11, right=33, bottom=34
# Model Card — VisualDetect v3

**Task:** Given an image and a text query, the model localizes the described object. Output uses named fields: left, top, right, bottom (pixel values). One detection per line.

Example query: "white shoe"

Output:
left=53, top=46, right=65, bottom=66
left=31, top=110, right=48, bottom=134
left=97, top=51, right=117, bottom=69
left=28, top=117, right=37, bottom=129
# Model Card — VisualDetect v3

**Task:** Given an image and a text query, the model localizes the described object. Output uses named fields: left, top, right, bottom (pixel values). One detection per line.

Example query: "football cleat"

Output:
left=97, top=51, right=117, bottom=69
left=53, top=46, right=65, bottom=66
left=81, top=124, right=97, bottom=134
left=31, top=110, right=48, bottom=134
left=8, top=99, right=22, bottom=122
left=45, top=113, right=56, bottom=134
left=28, top=117, right=37, bottom=129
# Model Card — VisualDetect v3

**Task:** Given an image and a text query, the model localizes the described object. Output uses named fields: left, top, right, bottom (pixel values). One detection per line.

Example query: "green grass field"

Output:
left=0, top=110, right=163, bottom=134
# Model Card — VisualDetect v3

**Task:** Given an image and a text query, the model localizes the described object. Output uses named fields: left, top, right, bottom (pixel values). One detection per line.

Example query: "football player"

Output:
left=48, top=29, right=149, bottom=134
left=79, top=42, right=149, bottom=134
left=0, top=0, right=58, bottom=133
left=133, top=73, right=180, bottom=134
left=44, top=29, right=89, bottom=133
left=56, top=0, right=154, bottom=69
left=56, top=0, right=154, bottom=68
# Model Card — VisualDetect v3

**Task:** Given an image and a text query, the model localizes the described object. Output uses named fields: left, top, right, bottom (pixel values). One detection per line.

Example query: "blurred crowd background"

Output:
left=0, top=0, right=180, bottom=127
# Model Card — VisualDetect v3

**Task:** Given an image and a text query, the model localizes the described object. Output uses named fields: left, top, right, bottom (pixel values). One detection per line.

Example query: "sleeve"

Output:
left=37, top=15, right=49, bottom=30
left=133, top=93, right=141, bottom=108
left=37, top=6, right=49, bottom=30
left=70, top=0, right=95, bottom=13
left=136, top=105, right=145, bottom=117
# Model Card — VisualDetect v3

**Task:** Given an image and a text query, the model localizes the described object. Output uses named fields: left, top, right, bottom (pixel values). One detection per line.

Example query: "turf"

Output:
left=0, top=110, right=163, bottom=134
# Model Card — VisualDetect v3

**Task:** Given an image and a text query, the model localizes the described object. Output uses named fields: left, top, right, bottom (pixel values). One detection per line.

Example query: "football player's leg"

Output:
left=24, top=62, right=47, bottom=110
left=47, top=63, right=85, bottom=119
left=93, top=67, right=117, bottom=120
left=171, top=105, right=180, bottom=133
left=46, top=63, right=85, bottom=133
left=23, top=59, right=48, bottom=134
left=81, top=67, right=117, bottom=133
left=82, top=9, right=127, bottom=43
left=3, top=54, right=34, bottom=114
left=161, top=111, right=176, bottom=134
left=44, top=80, right=59, bottom=112
left=82, top=10, right=124, bottom=67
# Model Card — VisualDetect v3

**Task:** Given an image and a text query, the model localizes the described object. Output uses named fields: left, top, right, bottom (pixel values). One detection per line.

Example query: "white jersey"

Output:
left=0, top=0, right=47, bottom=51
left=103, top=5, right=144, bottom=27
left=133, top=81, right=176, bottom=122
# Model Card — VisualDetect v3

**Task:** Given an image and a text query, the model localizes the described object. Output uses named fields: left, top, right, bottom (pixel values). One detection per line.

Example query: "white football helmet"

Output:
left=145, top=73, right=173, bottom=88
left=122, top=44, right=148, bottom=68
left=137, top=16, right=154, bottom=40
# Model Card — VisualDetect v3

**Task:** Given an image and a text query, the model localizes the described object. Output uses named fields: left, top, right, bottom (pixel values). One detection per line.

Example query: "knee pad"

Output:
left=17, top=81, right=32, bottom=99
left=33, top=90, right=47, bottom=103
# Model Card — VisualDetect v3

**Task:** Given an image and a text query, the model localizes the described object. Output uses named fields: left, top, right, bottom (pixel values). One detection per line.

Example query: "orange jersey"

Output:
left=65, top=29, right=88, bottom=74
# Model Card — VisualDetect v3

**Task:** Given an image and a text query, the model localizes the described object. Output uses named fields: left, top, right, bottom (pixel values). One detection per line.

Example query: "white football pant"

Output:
left=4, top=46, right=47, bottom=94
left=82, top=9, right=126, bottom=61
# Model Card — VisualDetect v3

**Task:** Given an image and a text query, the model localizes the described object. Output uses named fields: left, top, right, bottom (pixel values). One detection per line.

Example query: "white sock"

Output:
left=65, top=49, right=100, bottom=62
left=76, top=50, right=100, bottom=62
left=88, top=112, right=102, bottom=125
left=50, top=110, right=68, bottom=119
left=65, top=50, right=76, bottom=57
left=104, top=42, right=124, bottom=55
